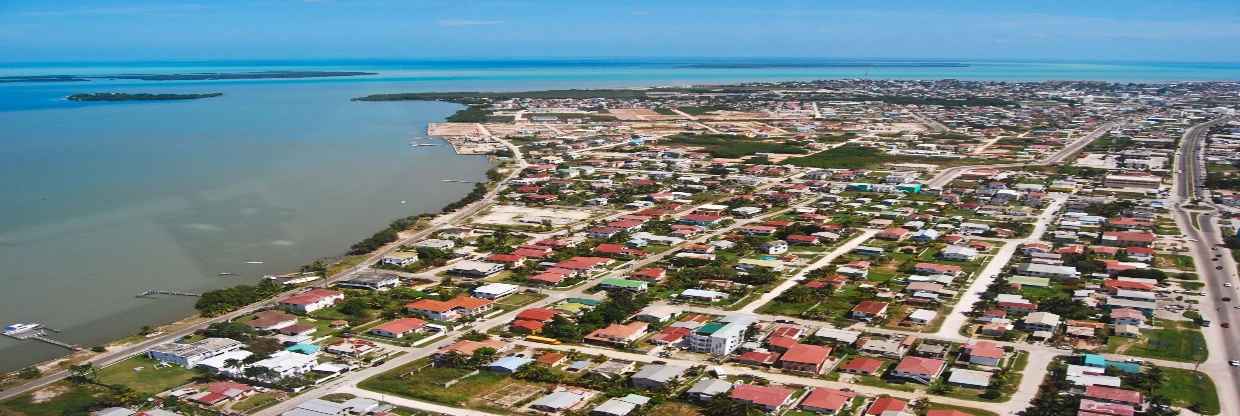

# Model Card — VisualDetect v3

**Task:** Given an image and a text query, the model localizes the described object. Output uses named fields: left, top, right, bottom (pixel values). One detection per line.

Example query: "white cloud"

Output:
left=436, top=19, right=504, bottom=27
left=20, top=4, right=207, bottom=17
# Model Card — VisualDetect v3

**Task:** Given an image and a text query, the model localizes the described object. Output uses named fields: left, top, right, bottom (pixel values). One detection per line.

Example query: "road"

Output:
left=1168, top=116, right=1239, bottom=416
left=925, top=120, right=1124, bottom=188
left=736, top=229, right=877, bottom=313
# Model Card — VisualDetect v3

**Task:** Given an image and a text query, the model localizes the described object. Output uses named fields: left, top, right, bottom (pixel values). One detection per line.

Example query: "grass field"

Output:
left=0, top=383, right=104, bottom=416
left=232, top=392, right=282, bottom=413
left=358, top=359, right=510, bottom=406
left=783, top=144, right=988, bottom=169
left=97, top=356, right=199, bottom=394
left=661, top=133, right=806, bottom=158
left=927, top=403, right=999, bottom=416
left=1158, top=367, right=1220, bottom=414
left=648, top=402, right=702, bottom=416
left=1105, top=324, right=1208, bottom=363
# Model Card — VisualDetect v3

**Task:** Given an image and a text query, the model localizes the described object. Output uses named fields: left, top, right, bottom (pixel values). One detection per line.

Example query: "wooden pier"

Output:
left=136, top=289, right=201, bottom=298
left=2, top=326, right=82, bottom=351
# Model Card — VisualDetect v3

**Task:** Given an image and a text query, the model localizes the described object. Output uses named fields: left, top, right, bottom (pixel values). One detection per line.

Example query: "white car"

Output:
left=1231, top=360, right=1240, bottom=367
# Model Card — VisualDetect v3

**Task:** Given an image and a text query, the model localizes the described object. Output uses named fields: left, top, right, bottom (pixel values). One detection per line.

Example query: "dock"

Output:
left=3, top=326, right=82, bottom=351
left=136, top=289, right=201, bottom=298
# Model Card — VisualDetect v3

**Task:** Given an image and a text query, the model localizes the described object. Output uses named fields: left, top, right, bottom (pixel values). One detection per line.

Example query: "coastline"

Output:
left=0, top=101, right=495, bottom=380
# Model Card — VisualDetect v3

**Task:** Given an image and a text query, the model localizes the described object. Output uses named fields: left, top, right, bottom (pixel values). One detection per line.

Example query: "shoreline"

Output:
left=0, top=101, right=496, bottom=380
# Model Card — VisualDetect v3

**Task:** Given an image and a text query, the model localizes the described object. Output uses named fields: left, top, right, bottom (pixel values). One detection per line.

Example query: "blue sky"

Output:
left=2, top=0, right=1239, bottom=62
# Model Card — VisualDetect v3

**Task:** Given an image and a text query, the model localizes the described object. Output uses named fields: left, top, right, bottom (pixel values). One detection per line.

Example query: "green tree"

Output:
left=68, top=363, right=97, bottom=384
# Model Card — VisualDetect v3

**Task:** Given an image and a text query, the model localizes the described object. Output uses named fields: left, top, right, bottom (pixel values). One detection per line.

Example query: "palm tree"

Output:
left=224, top=358, right=244, bottom=375
left=68, top=363, right=97, bottom=384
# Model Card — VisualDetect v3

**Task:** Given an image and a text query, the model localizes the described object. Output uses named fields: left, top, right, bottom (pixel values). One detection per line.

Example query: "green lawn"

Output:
left=1105, top=326, right=1208, bottom=363
left=783, top=144, right=990, bottom=169
left=232, top=392, right=282, bottom=413
left=494, top=292, right=548, bottom=311
left=926, top=402, right=999, bottom=416
left=97, top=356, right=200, bottom=394
left=359, top=359, right=511, bottom=406
left=0, top=382, right=104, bottom=416
left=1158, top=367, right=1220, bottom=414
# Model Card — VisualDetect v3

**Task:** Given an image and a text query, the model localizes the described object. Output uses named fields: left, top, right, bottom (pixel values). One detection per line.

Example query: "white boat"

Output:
left=3, top=323, right=40, bottom=335
left=416, top=143, right=438, bottom=147
left=245, top=261, right=264, bottom=264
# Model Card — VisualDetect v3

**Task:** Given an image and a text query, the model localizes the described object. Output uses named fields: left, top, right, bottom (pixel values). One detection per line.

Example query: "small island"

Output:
left=67, top=92, right=224, bottom=102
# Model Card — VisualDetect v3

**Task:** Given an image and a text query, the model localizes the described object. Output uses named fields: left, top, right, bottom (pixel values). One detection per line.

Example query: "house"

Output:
left=787, top=234, right=821, bottom=245
left=591, top=394, right=650, bottom=416
left=1100, top=231, right=1156, bottom=247
left=585, top=322, right=649, bottom=347
left=906, top=309, right=938, bottom=325
left=369, top=318, right=426, bottom=339
left=336, top=272, right=401, bottom=291
left=1023, top=311, right=1062, bottom=332
left=1110, top=308, right=1146, bottom=326
left=600, top=278, right=649, bottom=292
left=779, top=343, right=831, bottom=374
left=736, top=350, right=780, bottom=366
left=405, top=296, right=495, bottom=321
left=877, top=227, right=910, bottom=241
left=630, top=267, right=667, bottom=282
left=910, top=229, right=942, bottom=243
left=761, top=240, right=789, bottom=255
left=940, top=245, right=979, bottom=261
left=530, top=389, right=588, bottom=413
left=680, top=288, right=729, bottom=302
left=447, top=260, right=505, bottom=277
left=245, top=310, right=298, bottom=332
left=865, top=397, right=909, bottom=416
left=686, top=315, right=755, bottom=356
left=472, top=283, right=520, bottom=299
left=850, top=301, right=889, bottom=321
left=729, top=384, right=795, bottom=412
left=1079, top=399, right=1136, bottom=416
left=914, top=262, right=963, bottom=277
left=189, top=381, right=253, bottom=406
left=1084, top=385, right=1143, bottom=407
left=1016, top=263, right=1079, bottom=280
left=799, top=387, right=857, bottom=414
left=486, top=253, right=528, bottom=268
left=837, top=356, right=884, bottom=378
left=596, top=243, right=648, bottom=259
left=892, top=356, right=946, bottom=384
left=860, top=336, right=915, bottom=358
left=485, top=356, right=534, bottom=374
left=149, top=338, right=244, bottom=368
left=279, top=289, right=344, bottom=314
left=630, top=364, right=687, bottom=389
left=964, top=341, right=1005, bottom=367
left=249, top=350, right=317, bottom=380
left=379, top=251, right=419, bottom=267
left=436, top=339, right=511, bottom=359
left=686, top=378, right=733, bottom=402
left=948, top=369, right=993, bottom=388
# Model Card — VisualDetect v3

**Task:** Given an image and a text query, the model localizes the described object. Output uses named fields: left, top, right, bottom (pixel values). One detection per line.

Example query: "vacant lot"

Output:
left=359, top=359, right=511, bottom=406
left=662, top=133, right=806, bottom=158
left=1106, top=323, right=1208, bottom=363
left=98, top=356, right=199, bottom=394
left=784, top=144, right=989, bottom=169
left=472, top=205, right=595, bottom=227
left=0, top=383, right=104, bottom=416
left=1158, top=367, right=1220, bottom=414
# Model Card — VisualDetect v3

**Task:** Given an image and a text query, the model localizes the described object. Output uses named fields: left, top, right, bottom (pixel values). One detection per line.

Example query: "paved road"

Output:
left=933, top=194, right=1068, bottom=340
left=736, top=229, right=877, bottom=313
left=925, top=120, right=1124, bottom=188
left=1168, top=116, right=1239, bottom=416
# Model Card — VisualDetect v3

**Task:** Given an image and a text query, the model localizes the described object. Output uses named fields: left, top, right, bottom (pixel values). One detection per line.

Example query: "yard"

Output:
left=231, top=392, right=282, bottom=413
left=1157, top=367, right=1220, bottom=414
left=97, top=356, right=200, bottom=394
left=1105, top=323, right=1208, bottom=363
left=0, top=382, right=105, bottom=416
left=358, top=359, right=512, bottom=406
left=494, top=292, right=548, bottom=312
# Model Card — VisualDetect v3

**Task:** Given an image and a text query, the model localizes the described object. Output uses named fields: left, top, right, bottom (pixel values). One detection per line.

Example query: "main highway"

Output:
left=1168, top=116, right=1238, bottom=416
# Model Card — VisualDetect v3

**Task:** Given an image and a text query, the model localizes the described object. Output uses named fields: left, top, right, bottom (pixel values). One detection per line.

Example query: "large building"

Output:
left=1103, top=174, right=1162, bottom=190
left=148, top=338, right=244, bottom=368
left=686, top=314, right=756, bottom=356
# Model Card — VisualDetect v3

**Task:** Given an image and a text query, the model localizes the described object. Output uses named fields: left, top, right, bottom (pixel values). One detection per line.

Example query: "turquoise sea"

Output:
left=0, top=58, right=1236, bottom=371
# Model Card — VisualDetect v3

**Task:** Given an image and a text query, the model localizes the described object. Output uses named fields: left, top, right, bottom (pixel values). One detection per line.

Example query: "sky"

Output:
left=2, top=0, right=1239, bottom=62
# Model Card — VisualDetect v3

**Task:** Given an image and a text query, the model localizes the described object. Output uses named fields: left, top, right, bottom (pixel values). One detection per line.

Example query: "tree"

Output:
left=100, top=384, right=144, bottom=407
left=203, top=321, right=256, bottom=341
left=704, top=395, right=761, bottom=416
left=468, top=347, right=498, bottom=368
left=243, top=366, right=279, bottom=382
left=338, top=297, right=370, bottom=317
left=68, top=363, right=97, bottom=384
left=247, top=337, right=284, bottom=357
left=17, top=366, right=41, bottom=379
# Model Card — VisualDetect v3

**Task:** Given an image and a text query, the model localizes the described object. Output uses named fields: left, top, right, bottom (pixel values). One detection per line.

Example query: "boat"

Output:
left=218, top=272, right=236, bottom=276
left=3, top=323, right=40, bottom=335
left=416, top=143, right=438, bottom=147
left=245, top=261, right=264, bottom=264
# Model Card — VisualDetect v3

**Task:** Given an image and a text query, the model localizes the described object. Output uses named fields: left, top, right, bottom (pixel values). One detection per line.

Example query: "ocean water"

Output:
left=0, top=58, right=1236, bottom=371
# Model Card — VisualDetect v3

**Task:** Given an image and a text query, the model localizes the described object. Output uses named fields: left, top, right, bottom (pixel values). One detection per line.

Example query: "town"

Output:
left=4, top=79, right=1240, bottom=416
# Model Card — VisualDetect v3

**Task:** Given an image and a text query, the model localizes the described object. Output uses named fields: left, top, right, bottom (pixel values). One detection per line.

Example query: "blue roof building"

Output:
left=486, top=356, right=534, bottom=373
